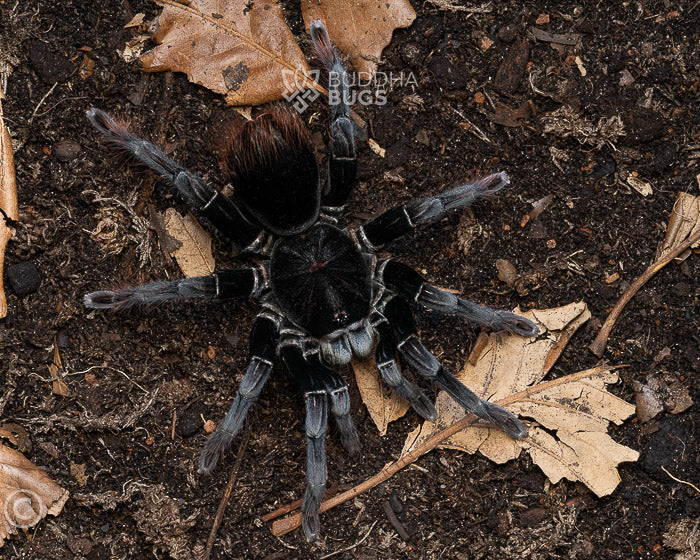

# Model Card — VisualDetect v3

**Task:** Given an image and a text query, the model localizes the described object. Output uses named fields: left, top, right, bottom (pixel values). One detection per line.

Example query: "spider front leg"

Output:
left=199, top=313, right=279, bottom=474
left=379, top=259, right=539, bottom=337
left=83, top=267, right=265, bottom=309
left=310, top=21, right=357, bottom=211
left=356, top=172, right=510, bottom=250
left=382, top=296, right=528, bottom=440
left=86, top=108, right=263, bottom=250
left=280, top=344, right=360, bottom=540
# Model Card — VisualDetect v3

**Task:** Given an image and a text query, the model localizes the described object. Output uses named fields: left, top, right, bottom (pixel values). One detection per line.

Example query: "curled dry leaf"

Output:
left=0, top=92, right=19, bottom=319
left=163, top=209, right=215, bottom=277
left=402, top=302, right=639, bottom=497
left=658, top=192, right=700, bottom=262
left=300, top=0, right=416, bottom=76
left=141, top=0, right=317, bottom=106
left=0, top=444, right=69, bottom=548
left=590, top=189, right=700, bottom=357
left=353, top=356, right=409, bottom=436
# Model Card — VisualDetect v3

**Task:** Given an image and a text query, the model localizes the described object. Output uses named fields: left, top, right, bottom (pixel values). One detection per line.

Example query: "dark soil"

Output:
left=1, top=1, right=698, bottom=559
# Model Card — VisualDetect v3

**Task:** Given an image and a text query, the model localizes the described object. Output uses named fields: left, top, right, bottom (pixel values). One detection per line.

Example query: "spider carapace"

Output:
left=84, top=21, right=539, bottom=540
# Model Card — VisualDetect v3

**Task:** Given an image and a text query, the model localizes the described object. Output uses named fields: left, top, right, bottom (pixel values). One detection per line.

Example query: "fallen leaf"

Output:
left=300, top=0, right=416, bottom=76
left=353, top=356, right=409, bottom=436
left=0, top=444, right=69, bottom=548
left=48, top=341, right=70, bottom=397
left=0, top=92, right=18, bottom=319
left=141, top=0, right=318, bottom=106
left=658, top=192, right=700, bottom=262
left=163, top=209, right=215, bottom=277
left=402, top=302, right=640, bottom=497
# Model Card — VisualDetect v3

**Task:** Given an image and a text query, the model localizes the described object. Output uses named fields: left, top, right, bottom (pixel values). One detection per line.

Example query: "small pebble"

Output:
left=54, top=140, right=82, bottom=162
left=7, top=261, right=41, bottom=296
left=176, top=401, right=207, bottom=438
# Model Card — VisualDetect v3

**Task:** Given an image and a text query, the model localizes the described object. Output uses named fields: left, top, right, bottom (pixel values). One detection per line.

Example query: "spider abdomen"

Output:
left=270, top=224, right=372, bottom=341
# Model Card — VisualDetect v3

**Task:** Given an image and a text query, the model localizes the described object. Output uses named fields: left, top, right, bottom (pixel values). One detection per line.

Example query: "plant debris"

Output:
left=590, top=190, right=700, bottom=357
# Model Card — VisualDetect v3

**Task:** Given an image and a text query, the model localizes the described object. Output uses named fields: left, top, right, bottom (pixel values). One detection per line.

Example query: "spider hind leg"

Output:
left=280, top=345, right=360, bottom=540
left=199, top=314, right=279, bottom=474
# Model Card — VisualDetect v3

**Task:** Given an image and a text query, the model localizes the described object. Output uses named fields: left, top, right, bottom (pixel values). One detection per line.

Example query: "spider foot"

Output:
left=487, top=309, right=540, bottom=338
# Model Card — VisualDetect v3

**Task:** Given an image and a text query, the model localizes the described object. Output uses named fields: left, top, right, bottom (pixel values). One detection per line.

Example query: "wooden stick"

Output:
left=271, top=414, right=479, bottom=536
left=589, top=228, right=700, bottom=357
left=203, top=430, right=251, bottom=560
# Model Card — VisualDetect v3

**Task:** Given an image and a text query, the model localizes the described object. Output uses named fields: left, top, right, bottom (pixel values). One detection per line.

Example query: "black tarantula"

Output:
left=84, top=21, right=538, bottom=540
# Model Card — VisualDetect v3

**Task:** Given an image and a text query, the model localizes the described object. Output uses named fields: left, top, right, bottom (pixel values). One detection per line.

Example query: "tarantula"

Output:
left=83, top=21, right=538, bottom=540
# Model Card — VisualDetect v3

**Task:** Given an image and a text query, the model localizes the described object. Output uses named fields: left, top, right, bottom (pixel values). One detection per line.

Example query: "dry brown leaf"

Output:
left=141, top=0, right=317, bottom=106
left=300, top=0, right=416, bottom=76
left=402, top=302, right=639, bottom=497
left=0, top=92, right=18, bottom=319
left=0, top=444, right=69, bottom=548
left=163, top=209, right=215, bottom=277
left=353, top=356, right=409, bottom=436
left=658, top=192, right=700, bottom=262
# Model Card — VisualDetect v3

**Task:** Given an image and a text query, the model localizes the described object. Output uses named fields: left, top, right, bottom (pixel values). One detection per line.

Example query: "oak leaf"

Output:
left=163, top=209, right=215, bottom=277
left=300, top=0, right=416, bottom=76
left=0, top=444, right=69, bottom=548
left=353, top=356, right=409, bottom=436
left=141, top=0, right=317, bottom=106
left=402, top=302, right=639, bottom=497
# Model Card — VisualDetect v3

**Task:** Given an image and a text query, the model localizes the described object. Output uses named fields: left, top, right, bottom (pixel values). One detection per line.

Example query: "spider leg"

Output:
left=280, top=344, right=360, bottom=540
left=355, top=172, right=509, bottom=250
left=199, top=313, right=279, bottom=474
left=86, top=108, right=263, bottom=250
left=310, top=21, right=357, bottom=212
left=382, top=296, right=528, bottom=440
left=379, top=259, right=539, bottom=337
left=375, top=319, right=437, bottom=420
left=83, top=267, right=266, bottom=310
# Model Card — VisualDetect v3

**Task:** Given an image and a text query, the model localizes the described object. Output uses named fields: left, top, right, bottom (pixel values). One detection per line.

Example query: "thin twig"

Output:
left=589, top=228, right=700, bottom=357
left=319, top=520, right=378, bottom=559
left=271, top=414, right=479, bottom=536
left=661, top=466, right=700, bottom=493
left=203, top=429, right=251, bottom=560
left=29, top=82, right=58, bottom=123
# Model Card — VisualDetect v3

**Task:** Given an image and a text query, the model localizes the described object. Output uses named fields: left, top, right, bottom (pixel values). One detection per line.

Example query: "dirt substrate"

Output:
left=1, top=1, right=698, bottom=559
